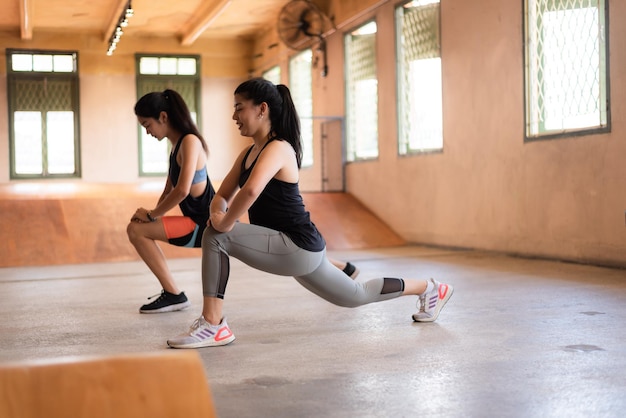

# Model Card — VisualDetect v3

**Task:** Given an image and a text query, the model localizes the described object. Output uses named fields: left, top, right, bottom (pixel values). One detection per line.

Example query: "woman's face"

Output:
left=232, top=94, right=264, bottom=138
left=137, top=112, right=167, bottom=141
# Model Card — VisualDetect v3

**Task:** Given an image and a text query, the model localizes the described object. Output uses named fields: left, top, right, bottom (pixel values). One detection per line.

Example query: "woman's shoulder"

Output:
left=179, top=133, right=202, bottom=144
left=266, top=138, right=292, bottom=152
left=261, top=139, right=298, bottom=173
left=178, top=134, right=205, bottom=152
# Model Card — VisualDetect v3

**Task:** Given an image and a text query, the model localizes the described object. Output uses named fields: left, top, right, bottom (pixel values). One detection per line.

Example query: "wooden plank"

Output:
left=0, top=351, right=217, bottom=418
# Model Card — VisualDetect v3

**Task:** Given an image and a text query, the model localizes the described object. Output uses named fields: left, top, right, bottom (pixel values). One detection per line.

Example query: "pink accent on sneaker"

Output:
left=438, top=283, right=450, bottom=300
left=215, top=326, right=234, bottom=342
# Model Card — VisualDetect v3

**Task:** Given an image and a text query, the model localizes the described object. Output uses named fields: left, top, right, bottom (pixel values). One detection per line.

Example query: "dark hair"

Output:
left=134, top=89, right=208, bottom=153
left=234, top=77, right=302, bottom=168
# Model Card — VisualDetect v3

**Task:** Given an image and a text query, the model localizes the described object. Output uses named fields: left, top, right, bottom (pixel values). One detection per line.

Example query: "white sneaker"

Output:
left=167, top=316, right=235, bottom=348
left=412, top=279, right=453, bottom=322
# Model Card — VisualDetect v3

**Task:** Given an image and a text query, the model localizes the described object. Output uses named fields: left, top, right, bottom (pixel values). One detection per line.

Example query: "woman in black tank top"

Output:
left=166, top=79, right=453, bottom=349
left=128, top=89, right=213, bottom=314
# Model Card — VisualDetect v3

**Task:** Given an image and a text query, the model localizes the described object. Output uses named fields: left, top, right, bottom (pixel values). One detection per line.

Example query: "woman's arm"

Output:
left=211, top=141, right=295, bottom=232
left=150, top=134, right=204, bottom=218
left=157, top=178, right=173, bottom=205
left=209, top=147, right=248, bottom=218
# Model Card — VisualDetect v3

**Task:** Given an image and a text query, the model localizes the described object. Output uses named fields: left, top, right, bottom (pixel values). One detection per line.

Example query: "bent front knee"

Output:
left=126, top=221, right=143, bottom=242
left=201, top=226, right=223, bottom=247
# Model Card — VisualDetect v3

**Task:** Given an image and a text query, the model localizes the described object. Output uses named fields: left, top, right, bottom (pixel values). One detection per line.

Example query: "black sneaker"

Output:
left=139, top=290, right=191, bottom=314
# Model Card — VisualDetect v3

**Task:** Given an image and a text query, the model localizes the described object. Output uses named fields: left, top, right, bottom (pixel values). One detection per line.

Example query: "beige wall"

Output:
left=1, top=0, right=626, bottom=267
left=250, top=0, right=626, bottom=267
left=0, top=30, right=252, bottom=185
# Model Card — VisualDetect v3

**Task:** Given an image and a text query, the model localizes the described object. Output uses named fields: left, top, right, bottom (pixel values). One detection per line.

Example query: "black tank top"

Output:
left=169, top=135, right=215, bottom=226
left=238, top=141, right=325, bottom=252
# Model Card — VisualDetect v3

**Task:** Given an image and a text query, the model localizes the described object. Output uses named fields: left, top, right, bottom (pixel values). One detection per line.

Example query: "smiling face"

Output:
left=232, top=94, right=267, bottom=139
left=137, top=112, right=167, bottom=141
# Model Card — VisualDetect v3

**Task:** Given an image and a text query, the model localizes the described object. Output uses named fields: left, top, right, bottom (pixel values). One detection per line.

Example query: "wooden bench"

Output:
left=0, top=183, right=404, bottom=267
left=0, top=351, right=217, bottom=418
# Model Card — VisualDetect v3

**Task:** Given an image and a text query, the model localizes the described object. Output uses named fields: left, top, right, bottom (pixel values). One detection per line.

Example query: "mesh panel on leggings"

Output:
left=381, top=277, right=404, bottom=294
left=216, top=250, right=230, bottom=299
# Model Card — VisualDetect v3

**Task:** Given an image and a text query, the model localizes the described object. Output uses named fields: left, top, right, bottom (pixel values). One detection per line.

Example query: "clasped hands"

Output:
left=131, top=207, right=152, bottom=223
left=208, top=210, right=234, bottom=232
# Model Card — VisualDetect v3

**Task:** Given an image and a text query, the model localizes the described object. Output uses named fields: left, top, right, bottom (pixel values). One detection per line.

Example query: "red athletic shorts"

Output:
left=162, top=216, right=203, bottom=248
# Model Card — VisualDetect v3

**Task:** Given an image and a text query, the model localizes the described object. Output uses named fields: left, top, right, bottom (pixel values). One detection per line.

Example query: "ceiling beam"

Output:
left=179, top=0, right=232, bottom=46
left=19, top=0, right=33, bottom=40
left=103, top=0, right=130, bottom=42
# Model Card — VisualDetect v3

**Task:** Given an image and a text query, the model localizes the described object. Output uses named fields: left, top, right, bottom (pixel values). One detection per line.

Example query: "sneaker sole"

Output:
left=167, top=334, right=236, bottom=349
left=139, top=300, right=191, bottom=314
left=413, top=285, right=454, bottom=323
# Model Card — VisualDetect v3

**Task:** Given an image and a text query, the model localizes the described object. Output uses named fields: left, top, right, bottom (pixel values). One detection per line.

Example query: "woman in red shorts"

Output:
left=128, top=89, right=213, bottom=313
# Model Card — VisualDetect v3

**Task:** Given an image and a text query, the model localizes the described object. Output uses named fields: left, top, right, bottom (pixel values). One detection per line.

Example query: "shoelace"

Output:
left=146, top=290, right=166, bottom=301
left=188, top=317, right=203, bottom=333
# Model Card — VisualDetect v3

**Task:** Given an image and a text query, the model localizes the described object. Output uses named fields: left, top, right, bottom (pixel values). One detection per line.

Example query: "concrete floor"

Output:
left=1, top=245, right=625, bottom=417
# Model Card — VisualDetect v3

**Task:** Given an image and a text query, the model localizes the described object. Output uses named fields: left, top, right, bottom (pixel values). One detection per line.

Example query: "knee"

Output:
left=126, top=221, right=141, bottom=243
left=201, top=226, right=221, bottom=248
left=296, top=277, right=363, bottom=308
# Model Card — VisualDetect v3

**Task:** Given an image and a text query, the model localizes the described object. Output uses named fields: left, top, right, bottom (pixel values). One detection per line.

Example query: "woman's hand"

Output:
left=131, top=207, right=151, bottom=223
left=209, top=210, right=234, bottom=232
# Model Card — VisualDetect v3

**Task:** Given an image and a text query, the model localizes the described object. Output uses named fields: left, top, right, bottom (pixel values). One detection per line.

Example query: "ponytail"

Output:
left=274, top=84, right=302, bottom=168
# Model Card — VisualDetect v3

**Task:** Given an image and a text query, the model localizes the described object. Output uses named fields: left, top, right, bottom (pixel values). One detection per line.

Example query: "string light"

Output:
left=107, top=1, right=134, bottom=56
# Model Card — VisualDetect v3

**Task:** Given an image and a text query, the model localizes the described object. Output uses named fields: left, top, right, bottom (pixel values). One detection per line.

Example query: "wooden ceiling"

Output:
left=1, top=0, right=315, bottom=45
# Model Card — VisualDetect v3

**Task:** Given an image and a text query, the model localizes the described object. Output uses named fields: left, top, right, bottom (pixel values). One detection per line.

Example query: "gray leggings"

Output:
left=201, top=222, right=404, bottom=308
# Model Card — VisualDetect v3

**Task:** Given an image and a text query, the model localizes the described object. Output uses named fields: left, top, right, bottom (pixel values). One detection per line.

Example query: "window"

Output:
left=289, top=50, right=314, bottom=167
left=262, top=66, right=281, bottom=85
left=524, top=0, right=609, bottom=139
left=6, top=50, right=80, bottom=179
left=345, top=21, right=378, bottom=161
left=136, top=55, right=201, bottom=175
left=396, top=0, right=443, bottom=154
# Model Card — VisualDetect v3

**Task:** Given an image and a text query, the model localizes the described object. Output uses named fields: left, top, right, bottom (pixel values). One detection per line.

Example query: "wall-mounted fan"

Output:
left=277, top=0, right=331, bottom=76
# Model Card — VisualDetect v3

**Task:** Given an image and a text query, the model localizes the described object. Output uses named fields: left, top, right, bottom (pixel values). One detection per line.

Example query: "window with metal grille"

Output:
left=345, top=21, right=378, bottom=161
left=136, top=55, right=201, bottom=176
left=396, top=0, right=443, bottom=154
left=6, top=50, right=80, bottom=179
left=289, top=50, right=314, bottom=168
left=262, top=66, right=281, bottom=85
left=524, top=0, right=609, bottom=139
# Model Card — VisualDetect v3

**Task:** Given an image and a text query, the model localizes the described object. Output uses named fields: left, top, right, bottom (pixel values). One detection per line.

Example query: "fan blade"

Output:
left=277, top=0, right=327, bottom=50
left=301, top=9, right=324, bottom=36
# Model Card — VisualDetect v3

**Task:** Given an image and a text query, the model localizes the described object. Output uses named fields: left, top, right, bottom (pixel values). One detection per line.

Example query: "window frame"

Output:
left=344, top=19, right=379, bottom=162
left=6, top=49, right=81, bottom=179
left=395, top=0, right=444, bottom=156
left=523, top=0, right=610, bottom=141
